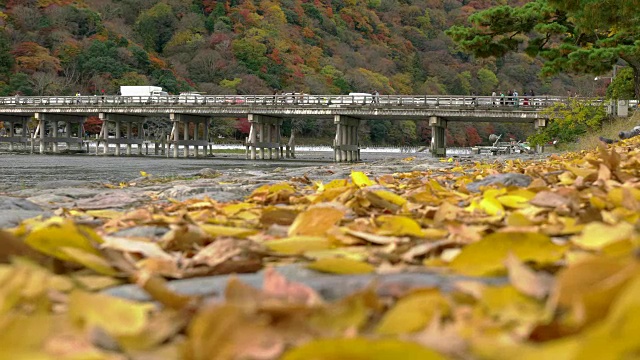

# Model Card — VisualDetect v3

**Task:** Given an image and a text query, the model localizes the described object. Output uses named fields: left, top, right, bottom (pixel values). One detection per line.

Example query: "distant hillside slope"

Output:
left=0, top=0, right=591, bottom=97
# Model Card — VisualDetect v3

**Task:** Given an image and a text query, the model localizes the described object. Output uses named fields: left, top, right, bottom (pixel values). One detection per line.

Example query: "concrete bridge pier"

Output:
left=429, top=116, right=447, bottom=158
left=333, top=115, right=360, bottom=162
left=0, top=115, right=30, bottom=151
left=170, top=114, right=210, bottom=158
left=34, top=113, right=86, bottom=154
left=98, top=113, right=146, bottom=156
left=534, top=118, right=547, bottom=153
left=246, top=114, right=284, bottom=160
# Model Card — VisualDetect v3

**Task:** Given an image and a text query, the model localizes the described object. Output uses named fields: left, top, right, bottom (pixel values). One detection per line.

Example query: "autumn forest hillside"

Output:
left=0, top=0, right=597, bottom=145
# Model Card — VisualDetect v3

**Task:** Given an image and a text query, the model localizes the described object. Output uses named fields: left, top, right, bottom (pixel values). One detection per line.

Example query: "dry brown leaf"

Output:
left=505, top=253, right=554, bottom=300
left=345, top=228, right=407, bottom=245
left=262, top=267, right=323, bottom=306
left=529, top=191, right=571, bottom=208
left=192, top=238, right=242, bottom=268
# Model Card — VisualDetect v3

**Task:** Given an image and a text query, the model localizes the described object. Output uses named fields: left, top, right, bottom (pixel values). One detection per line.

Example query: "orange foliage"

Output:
left=302, top=27, right=315, bottom=38
left=149, top=55, right=167, bottom=69
left=11, top=42, right=61, bottom=74
left=90, top=33, right=109, bottom=42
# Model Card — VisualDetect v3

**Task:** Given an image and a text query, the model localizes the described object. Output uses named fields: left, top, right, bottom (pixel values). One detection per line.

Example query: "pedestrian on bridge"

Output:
left=373, top=90, right=380, bottom=104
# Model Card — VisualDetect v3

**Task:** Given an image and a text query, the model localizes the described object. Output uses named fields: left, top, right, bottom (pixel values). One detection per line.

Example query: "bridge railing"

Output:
left=0, top=94, right=630, bottom=109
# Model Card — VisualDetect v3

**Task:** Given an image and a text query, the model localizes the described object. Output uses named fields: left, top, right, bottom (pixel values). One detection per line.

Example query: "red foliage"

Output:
left=445, top=129, right=455, bottom=147
left=238, top=9, right=252, bottom=23
left=292, top=66, right=304, bottom=78
left=465, top=126, right=482, bottom=146
left=202, top=0, right=218, bottom=15
left=235, top=118, right=250, bottom=135
left=84, top=116, right=103, bottom=135
left=340, top=14, right=354, bottom=28
left=268, top=48, right=283, bottom=64
left=292, top=55, right=304, bottom=65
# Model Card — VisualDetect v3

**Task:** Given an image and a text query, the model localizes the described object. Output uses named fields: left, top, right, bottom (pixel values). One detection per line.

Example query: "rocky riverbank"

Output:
left=0, top=151, right=543, bottom=229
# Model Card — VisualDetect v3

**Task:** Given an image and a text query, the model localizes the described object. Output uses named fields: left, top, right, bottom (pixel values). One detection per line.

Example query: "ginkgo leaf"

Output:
left=497, top=195, right=530, bottom=209
left=367, top=189, right=408, bottom=208
left=571, top=222, right=635, bottom=250
left=24, top=217, right=102, bottom=261
left=200, top=224, right=258, bottom=238
left=375, top=215, right=424, bottom=237
left=266, top=236, right=332, bottom=254
left=376, top=289, right=449, bottom=335
left=479, top=195, right=505, bottom=216
left=351, top=171, right=374, bottom=188
left=307, top=257, right=374, bottom=274
left=59, top=247, right=119, bottom=276
left=281, top=338, right=445, bottom=360
left=450, top=232, right=566, bottom=276
left=288, top=205, right=345, bottom=236
left=68, top=290, right=154, bottom=337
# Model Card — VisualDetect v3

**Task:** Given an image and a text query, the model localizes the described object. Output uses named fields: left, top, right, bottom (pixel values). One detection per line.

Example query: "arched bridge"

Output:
left=0, top=94, right=610, bottom=160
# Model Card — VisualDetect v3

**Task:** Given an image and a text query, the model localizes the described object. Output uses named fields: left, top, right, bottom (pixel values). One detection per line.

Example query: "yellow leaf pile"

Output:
left=1, top=137, right=640, bottom=359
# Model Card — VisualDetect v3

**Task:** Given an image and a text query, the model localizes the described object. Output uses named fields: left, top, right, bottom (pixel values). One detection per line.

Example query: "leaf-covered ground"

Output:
left=1, top=137, right=640, bottom=359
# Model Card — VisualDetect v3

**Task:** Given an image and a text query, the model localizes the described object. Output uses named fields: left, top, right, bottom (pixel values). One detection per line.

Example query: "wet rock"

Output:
left=466, top=173, right=532, bottom=192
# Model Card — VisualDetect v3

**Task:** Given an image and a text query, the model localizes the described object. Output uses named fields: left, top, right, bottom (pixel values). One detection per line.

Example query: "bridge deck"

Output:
left=0, top=94, right=568, bottom=122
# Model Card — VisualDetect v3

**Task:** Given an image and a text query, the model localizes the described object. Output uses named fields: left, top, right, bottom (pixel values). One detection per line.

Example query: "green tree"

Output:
left=446, top=0, right=640, bottom=99
left=388, top=120, right=417, bottom=145
left=369, top=120, right=391, bottom=144
left=607, top=67, right=635, bottom=100
left=135, top=3, right=177, bottom=53
left=231, top=31, right=268, bottom=73
left=0, top=31, right=13, bottom=78
left=477, top=68, right=498, bottom=95
left=527, top=97, right=607, bottom=146
left=9, top=73, right=34, bottom=95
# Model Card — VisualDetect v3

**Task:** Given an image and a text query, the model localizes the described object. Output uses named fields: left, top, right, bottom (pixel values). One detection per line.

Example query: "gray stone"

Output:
left=160, top=185, right=249, bottom=202
left=466, top=173, right=532, bottom=192
left=32, top=180, right=99, bottom=190
left=74, top=191, right=143, bottom=210
left=0, top=210, right=50, bottom=229
left=103, top=264, right=506, bottom=302
left=0, top=196, right=43, bottom=211
left=0, top=196, right=48, bottom=228
left=26, top=194, right=75, bottom=208
left=197, top=168, right=220, bottom=177
left=110, top=226, right=169, bottom=238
